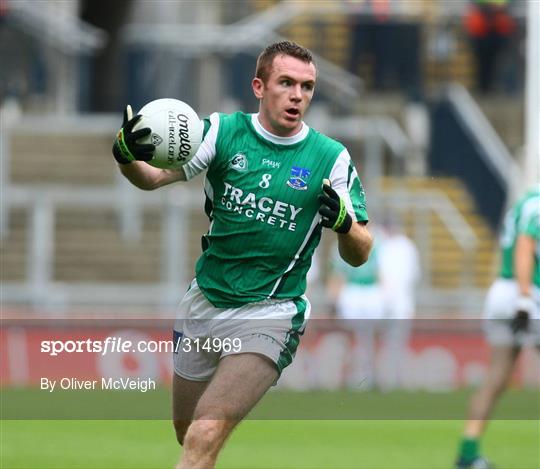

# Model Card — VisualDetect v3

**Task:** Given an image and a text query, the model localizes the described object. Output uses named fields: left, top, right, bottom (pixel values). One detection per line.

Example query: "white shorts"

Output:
left=172, top=280, right=310, bottom=381
left=336, top=284, right=385, bottom=320
left=483, top=279, right=540, bottom=347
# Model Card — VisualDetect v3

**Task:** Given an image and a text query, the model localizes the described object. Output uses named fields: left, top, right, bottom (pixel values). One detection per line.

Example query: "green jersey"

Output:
left=332, top=241, right=379, bottom=286
left=499, top=186, right=540, bottom=286
left=183, top=112, right=368, bottom=307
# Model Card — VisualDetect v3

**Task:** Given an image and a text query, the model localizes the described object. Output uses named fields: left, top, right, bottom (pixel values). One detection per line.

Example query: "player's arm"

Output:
left=319, top=179, right=372, bottom=267
left=118, top=162, right=186, bottom=190
left=112, top=105, right=186, bottom=190
left=337, top=221, right=372, bottom=267
left=515, top=233, right=535, bottom=297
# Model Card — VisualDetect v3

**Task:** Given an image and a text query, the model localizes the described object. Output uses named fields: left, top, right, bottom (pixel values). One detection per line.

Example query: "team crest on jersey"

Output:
left=229, top=153, right=248, bottom=172
left=287, top=166, right=311, bottom=191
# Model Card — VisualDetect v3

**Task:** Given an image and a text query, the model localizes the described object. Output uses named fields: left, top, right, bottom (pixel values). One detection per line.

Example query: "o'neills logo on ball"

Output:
left=167, top=111, right=192, bottom=164
left=176, top=113, right=192, bottom=160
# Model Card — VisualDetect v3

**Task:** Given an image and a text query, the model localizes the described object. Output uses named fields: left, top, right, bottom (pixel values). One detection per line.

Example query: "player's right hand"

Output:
left=112, top=105, right=155, bottom=164
left=510, top=295, right=534, bottom=334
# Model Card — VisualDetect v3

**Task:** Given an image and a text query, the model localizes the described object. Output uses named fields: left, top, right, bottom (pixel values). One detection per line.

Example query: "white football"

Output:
left=134, top=98, right=203, bottom=169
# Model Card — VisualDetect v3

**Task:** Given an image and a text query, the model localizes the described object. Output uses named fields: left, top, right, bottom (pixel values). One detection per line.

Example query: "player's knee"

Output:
left=183, top=419, right=227, bottom=450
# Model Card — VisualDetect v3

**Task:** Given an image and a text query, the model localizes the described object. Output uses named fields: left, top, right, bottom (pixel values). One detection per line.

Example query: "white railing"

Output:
left=0, top=108, right=200, bottom=310
left=3, top=184, right=199, bottom=310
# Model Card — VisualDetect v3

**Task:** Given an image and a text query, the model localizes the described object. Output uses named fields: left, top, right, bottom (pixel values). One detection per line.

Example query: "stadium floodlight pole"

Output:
left=525, top=0, right=540, bottom=188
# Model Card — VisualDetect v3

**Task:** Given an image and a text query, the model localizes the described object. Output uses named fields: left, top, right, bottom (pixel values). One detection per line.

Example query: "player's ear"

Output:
left=252, top=77, right=264, bottom=99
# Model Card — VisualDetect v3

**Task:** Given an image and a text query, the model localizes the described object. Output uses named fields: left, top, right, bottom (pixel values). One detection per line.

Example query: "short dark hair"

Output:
left=255, top=41, right=315, bottom=83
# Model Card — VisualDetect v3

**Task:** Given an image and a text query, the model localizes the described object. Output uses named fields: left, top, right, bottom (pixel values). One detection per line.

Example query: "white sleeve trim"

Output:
left=518, top=195, right=540, bottom=232
left=328, top=149, right=358, bottom=222
left=182, top=112, right=219, bottom=180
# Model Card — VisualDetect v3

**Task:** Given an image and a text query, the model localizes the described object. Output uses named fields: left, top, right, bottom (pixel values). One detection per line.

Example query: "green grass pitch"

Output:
left=2, top=389, right=539, bottom=468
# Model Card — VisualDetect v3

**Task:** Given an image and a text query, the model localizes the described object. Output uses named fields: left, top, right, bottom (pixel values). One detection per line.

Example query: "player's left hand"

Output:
left=112, top=105, right=155, bottom=164
left=510, top=295, right=534, bottom=333
left=318, top=179, right=352, bottom=234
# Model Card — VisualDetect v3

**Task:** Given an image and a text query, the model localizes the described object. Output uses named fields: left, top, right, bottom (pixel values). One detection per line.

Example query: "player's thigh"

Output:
left=483, top=345, right=520, bottom=388
left=193, top=353, right=278, bottom=422
left=172, top=373, right=209, bottom=422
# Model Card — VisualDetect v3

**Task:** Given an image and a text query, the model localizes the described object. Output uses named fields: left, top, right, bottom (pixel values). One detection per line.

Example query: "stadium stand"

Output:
left=0, top=0, right=524, bottom=318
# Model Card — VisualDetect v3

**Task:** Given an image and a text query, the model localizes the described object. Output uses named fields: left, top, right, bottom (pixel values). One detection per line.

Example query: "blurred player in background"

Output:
left=111, top=41, right=372, bottom=469
left=377, top=215, right=421, bottom=390
left=328, top=229, right=384, bottom=389
left=328, top=217, right=420, bottom=390
left=456, top=185, right=540, bottom=469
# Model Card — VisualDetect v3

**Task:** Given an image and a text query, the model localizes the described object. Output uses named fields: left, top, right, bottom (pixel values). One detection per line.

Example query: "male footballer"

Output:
left=112, top=41, right=372, bottom=468
left=456, top=185, right=540, bottom=469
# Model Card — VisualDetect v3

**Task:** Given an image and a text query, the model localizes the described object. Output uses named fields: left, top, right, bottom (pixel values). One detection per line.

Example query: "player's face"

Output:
left=252, top=54, right=316, bottom=137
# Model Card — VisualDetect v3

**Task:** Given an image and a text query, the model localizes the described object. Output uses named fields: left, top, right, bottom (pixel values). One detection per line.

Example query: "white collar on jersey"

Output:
left=251, top=113, right=309, bottom=145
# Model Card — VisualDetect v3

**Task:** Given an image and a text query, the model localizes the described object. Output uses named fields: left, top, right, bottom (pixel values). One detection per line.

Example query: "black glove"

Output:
left=510, top=296, right=534, bottom=334
left=318, top=179, right=353, bottom=234
left=112, top=105, right=155, bottom=164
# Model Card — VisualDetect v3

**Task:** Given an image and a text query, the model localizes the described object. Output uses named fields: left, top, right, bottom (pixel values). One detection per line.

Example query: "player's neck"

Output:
left=252, top=114, right=308, bottom=145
